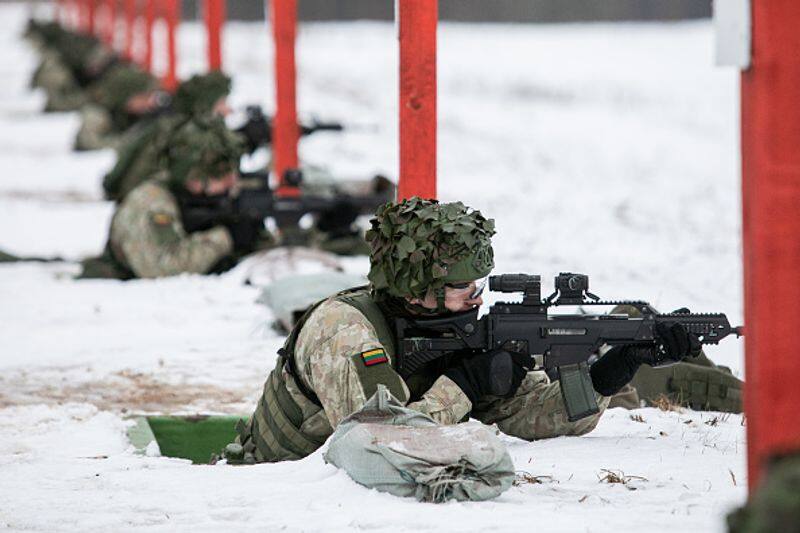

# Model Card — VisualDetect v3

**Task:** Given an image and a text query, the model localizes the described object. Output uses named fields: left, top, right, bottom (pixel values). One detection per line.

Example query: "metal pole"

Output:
left=143, top=0, right=155, bottom=71
left=205, top=0, right=225, bottom=71
left=163, top=0, right=179, bottom=92
left=397, top=0, right=437, bottom=200
left=270, top=0, right=300, bottom=197
left=741, top=0, right=800, bottom=489
left=124, top=0, right=136, bottom=60
left=105, top=0, right=116, bottom=47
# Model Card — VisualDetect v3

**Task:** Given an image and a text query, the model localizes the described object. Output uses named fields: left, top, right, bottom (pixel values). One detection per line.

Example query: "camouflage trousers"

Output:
left=473, top=371, right=611, bottom=441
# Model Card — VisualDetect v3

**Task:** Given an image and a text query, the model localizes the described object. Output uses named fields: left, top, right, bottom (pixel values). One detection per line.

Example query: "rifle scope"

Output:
left=489, top=274, right=541, bottom=294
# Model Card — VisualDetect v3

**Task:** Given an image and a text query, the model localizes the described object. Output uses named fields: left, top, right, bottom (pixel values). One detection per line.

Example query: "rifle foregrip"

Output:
left=558, top=362, right=600, bottom=422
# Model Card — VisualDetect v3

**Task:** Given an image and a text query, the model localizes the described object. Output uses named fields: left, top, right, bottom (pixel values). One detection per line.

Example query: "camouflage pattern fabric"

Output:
left=103, top=116, right=185, bottom=201
left=173, top=71, right=231, bottom=116
left=74, top=104, right=118, bottom=151
left=161, top=117, right=244, bottom=188
left=108, top=179, right=233, bottom=278
left=366, top=197, right=496, bottom=301
left=33, top=51, right=87, bottom=112
left=236, top=295, right=609, bottom=463
left=87, top=63, right=156, bottom=113
left=728, top=454, right=800, bottom=533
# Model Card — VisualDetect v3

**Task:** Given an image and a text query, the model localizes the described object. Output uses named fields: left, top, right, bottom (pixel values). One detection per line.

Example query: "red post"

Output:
left=270, top=0, right=300, bottom=197
left=143, top=0, right=155, bottom=71
left=163, top=0, right=179, bottom=92
left=124, top=0, right=136, bottom=59
left=105, top=0, right=116, bottom=47
left=87, top=0, right=97, bottom=35
left=205, top=0, right=225, bottom=71
left=741, top=0, right=800, bottom=489
left=398, top=0, right=437, bottom=200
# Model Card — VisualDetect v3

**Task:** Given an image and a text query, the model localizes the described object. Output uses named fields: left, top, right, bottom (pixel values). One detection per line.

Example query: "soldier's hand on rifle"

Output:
left=589, top=320, right=701, bottom=397
left=648, top=321, right=702, bottom=364
left=444, top=349, right=528, bottom=405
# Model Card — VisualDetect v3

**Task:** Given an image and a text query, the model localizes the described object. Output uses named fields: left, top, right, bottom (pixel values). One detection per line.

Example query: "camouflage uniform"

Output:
left=80, top=117, right=244, bottom=280
left=75, top=64, right=158, bottom=151
left=230, top=198, right=609, bottom=464
left=108, top=178, right=233, bottom=278
left=102, top=72, right=233, bottom=201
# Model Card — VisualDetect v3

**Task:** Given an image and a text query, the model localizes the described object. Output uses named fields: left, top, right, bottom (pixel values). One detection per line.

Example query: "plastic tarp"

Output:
left=324, top=385, right=515, bottom=502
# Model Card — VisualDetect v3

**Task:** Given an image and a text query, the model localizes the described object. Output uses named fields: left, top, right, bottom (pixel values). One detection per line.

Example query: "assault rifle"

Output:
left=234, top=105, right=344, bottom=153
left=395, top=273, right=742, bottom=422
left=180, top=171, right=392, bottom=246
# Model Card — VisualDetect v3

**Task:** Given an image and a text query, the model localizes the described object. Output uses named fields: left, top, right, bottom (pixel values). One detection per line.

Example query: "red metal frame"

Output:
left=398, top=0, right=437, bottom=200
left=741, top=0, right=800, bottom=489
left=270, top=0, right=300, bottom=197
left=205, top=0, right=225, bottom=71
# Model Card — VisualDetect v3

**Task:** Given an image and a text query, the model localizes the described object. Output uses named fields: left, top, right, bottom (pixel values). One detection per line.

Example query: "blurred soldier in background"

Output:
left=102, top=71, right=233, bottom=201
left=74, top=63, right=165, bottom=151
left=79, top=116, right=266, bottom=279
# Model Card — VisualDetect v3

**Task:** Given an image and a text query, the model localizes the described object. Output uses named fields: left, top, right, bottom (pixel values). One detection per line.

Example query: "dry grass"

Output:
left=598, top=469, right=648, bottom=488
left=514, top=471, right=557, bottom=486
left=629, top=413, right=646, bottom=423
left=652, top=394, right=684, bottom=413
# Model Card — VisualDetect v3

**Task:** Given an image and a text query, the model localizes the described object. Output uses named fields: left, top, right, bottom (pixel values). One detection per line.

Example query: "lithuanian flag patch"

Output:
left=360, top=348, right=388, bottom=366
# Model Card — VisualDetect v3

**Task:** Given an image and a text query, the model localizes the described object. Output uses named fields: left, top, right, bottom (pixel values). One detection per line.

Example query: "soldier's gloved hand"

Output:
left=589, top=347, right=641, bottom=397
left=589, top=321, right=701, bottom=397
left=444, top=349, right=528, bottom=405
left=224, top=218, right=260, bottom=255
left=632, top=321, right=702, bottom=366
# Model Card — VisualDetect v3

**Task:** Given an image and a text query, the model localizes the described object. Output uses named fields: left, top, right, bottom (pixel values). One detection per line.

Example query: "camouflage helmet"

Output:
left=173, top=71, right=232, bottom=116
left=90, top=64, right=157, bottom=112
left=365, top=197, right=495, bottom=303
left=160, top=116, right=244, bottom=189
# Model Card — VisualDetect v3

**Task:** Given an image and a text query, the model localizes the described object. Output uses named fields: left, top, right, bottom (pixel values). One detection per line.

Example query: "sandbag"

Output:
left=324, top=385, right=515, bottom=503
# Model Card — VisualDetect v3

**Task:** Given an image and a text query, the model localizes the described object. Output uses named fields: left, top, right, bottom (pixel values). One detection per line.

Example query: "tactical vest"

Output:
left=233, top=287, right=410, bottom=463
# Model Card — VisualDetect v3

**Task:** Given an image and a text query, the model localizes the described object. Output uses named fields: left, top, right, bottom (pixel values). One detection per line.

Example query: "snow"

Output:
left=0, top=2, right=745, bottom=531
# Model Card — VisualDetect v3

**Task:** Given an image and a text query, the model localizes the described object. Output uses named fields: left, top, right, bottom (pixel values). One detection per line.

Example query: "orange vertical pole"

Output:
left=205, top=0, right=225, bottom=71
left=398, top=0, right=437, bottom=200
left=143, top=0, right=155, bottom=71
left=163, top=0, right=179, bottom=91
left=270, top=0, right=300, bottom=196
left=124, top=0, right=136, bottom=59
left=741, top=0, right=800, bottom=489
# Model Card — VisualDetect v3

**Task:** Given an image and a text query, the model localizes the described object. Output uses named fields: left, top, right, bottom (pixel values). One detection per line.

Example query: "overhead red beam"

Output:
left=741, top=0, right=800, bottom=489
left=398, top=0, right=437, bottom=200
left=270, top=0, right=300, bottom=197
left=205, top=0, right=225, bottom=71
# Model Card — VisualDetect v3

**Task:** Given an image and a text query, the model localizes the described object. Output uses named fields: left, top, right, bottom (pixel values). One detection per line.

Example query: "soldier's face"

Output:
left=408, top=281, right=484, bottom=313
left=185, top=171, right=238, bottom=196
left=212, top=97, right=232, bottom=117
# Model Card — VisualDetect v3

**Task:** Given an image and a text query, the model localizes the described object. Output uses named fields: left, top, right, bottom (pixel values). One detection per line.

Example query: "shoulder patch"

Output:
left=150, top=212, right=174, bottom=226
left=360, top=348, right=388, bottom=366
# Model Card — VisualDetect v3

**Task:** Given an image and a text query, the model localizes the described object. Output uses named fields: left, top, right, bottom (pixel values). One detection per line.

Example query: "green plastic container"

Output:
left=128, top=415, right=244, bottom=464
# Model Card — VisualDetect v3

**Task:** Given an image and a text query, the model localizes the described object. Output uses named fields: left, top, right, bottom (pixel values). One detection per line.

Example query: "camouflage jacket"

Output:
left=288, top=297, right=610, bottom=442
left=109, top=179, right=233, bottom=278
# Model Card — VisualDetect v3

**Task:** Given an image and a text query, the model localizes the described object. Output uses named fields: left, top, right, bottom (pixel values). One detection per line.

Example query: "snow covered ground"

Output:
left=0, top=3, right=745, bottom=531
